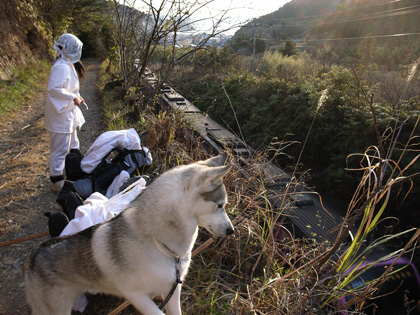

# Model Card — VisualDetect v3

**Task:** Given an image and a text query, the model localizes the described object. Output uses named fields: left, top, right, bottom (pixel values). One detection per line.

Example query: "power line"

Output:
left=296, top=32, right=420, bottom=43
left=234, top=32, right=420, bottom=44
left=259, top=0, right=408, bottom=22
left=228, top=33, right=420, bottom=51
left=307, top=6, right=420, bottom=27
left=241, top=5, right=420, bottom=28
left=234, top=1, right=420, bottom=45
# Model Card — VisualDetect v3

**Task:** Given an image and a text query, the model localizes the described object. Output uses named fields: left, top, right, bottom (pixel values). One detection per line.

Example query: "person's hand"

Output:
left=73, top=96, right=85, bottom=106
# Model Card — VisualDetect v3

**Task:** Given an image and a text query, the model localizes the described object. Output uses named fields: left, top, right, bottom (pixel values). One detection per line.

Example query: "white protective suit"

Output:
left=45, top=34, right=85, bottom=177
left=44, top=34, right=85, bottom=133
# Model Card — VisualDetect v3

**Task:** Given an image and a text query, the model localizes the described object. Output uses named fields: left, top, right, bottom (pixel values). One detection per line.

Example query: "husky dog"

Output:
left=24, top=153, right=234, bottom=315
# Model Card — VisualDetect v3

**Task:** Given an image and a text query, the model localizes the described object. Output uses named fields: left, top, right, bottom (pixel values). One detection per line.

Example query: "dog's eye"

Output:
left=217, top=204, right=224, bottom=210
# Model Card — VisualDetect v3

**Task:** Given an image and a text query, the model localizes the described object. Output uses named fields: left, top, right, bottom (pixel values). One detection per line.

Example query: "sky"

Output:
left=209, top=0, right=291, bottom=21
left=202, top=0, right=292, bottom=34
left=123, top=0, right=292, bottom=35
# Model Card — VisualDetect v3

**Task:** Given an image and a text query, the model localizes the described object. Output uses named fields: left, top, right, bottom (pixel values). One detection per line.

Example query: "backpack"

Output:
left=65, top=148, right=87, bottom=181
left=50, top=175, right=153, bottom=238
left=50, top=128, right=153, bottom=238
left=55, top=146, right=152, bottom=224
left=73, top=147, right=152, bottom=198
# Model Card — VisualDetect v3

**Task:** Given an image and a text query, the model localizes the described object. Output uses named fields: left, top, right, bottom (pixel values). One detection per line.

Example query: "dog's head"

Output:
left=189, top=152, right=234, bottom=237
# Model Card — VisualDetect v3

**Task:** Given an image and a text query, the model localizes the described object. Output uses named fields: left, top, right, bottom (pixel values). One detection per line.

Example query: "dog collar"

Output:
left=152, top=237, right=181, bottom=260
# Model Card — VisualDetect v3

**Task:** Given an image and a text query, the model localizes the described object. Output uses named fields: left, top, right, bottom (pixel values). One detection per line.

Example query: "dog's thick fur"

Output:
left=24, top=153, right=234, bottom=315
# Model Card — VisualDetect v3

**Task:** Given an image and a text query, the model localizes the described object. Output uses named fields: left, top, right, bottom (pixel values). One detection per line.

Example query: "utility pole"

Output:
left=252, top=19, right=256, bottom=74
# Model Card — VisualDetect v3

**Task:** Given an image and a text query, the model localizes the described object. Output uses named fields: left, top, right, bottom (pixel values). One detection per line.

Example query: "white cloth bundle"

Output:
left=80, top=128, right=142, bottom=173
left=61, top=177, right=146, bottom=236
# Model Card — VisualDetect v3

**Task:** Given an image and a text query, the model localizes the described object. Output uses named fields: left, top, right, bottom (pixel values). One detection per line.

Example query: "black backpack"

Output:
left=63, top=147, right=151, bottom=198
left=65, top=148, right=87, bottom=181
left=56, top=146, right=152, bottom=220
left=83, top=147, right=151, bottom=196
left=50, top=175, right=153, bottom=238
left=50, top=147, right=153, bottom=238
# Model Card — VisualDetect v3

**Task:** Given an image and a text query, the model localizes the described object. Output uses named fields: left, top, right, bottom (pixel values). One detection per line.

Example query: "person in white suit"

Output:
left=44, top=33, right=86, bottom=193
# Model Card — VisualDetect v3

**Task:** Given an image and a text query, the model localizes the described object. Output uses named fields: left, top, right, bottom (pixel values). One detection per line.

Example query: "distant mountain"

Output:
left=233, top=0, right=340, bottom=43
left=232, top=0, right=420, bottom=67
left=307, top=0, right=420, bottom=67
left=310, top=0, right=420, bottom=40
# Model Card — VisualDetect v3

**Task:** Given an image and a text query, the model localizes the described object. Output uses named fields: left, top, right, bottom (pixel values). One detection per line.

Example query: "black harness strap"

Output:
left=159, top=257, right=183, bottom=310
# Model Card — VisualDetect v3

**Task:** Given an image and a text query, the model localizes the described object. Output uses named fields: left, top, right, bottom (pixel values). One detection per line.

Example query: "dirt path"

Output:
left=0, top=59, right=105, bottom=314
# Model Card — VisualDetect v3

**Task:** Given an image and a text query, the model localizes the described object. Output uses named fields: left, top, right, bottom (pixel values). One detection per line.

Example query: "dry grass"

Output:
left=93, top=62, right=420, bottom=315
left=89, top=108, right=342, bottom=314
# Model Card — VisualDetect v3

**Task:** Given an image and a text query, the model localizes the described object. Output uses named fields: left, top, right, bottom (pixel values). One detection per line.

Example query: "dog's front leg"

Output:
left=124, top=293, right=165, bottom=315
left=164, top=285, right=182, bottom=315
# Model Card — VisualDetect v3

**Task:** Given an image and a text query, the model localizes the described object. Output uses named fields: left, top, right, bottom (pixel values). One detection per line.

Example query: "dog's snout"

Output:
left=226, top=227, right=234, bottom=235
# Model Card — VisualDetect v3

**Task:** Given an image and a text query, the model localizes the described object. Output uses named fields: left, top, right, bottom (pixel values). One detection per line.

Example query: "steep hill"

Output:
left=0, top=0, right=51, bottom=80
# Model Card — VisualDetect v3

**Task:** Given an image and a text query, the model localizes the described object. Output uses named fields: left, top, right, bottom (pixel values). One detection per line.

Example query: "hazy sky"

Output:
left=123, top=0, right=292, bottom=34
left=210, top=0, right=291, bottom=21
left=197, top=0, right=292, bottom=34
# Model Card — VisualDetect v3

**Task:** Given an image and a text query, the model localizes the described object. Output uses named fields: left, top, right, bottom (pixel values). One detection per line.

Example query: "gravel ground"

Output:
left=0, top=59, right=105, bottom=314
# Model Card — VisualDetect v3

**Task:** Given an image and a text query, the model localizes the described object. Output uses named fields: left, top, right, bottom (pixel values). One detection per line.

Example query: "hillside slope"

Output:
left=233, top=0, right=420, bottom=67
left=234, top=0, right=340, bottom=41
left=0, top=0, right=50, bottom=80
left=311, top=0, right=420, bottom=38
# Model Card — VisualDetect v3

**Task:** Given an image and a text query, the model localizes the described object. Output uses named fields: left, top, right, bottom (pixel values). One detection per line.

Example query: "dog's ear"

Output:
left=199, top=152, right=229, bottom=167
left=200, top=164, right=232, bottom=188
